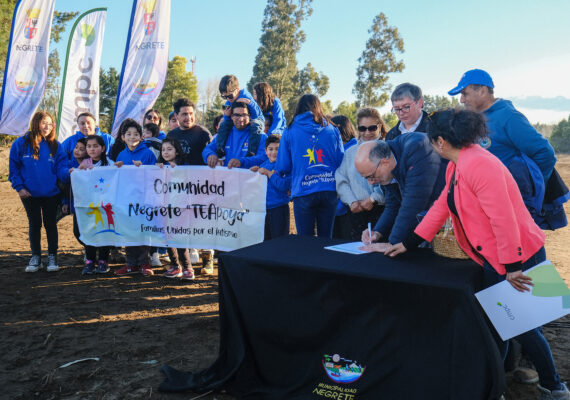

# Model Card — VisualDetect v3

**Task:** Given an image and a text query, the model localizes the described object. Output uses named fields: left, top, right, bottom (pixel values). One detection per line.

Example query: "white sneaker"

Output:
left=538, top=383, right=570, bottom=400
left=150, top=252, right=162, bottom=267
left=190, top=249, right=199, bottom=264
left=25, top=255, right=42, bottom=272
left=159, top=252, right=171, bottom=263
left=46, top=254, right=59, bottom=272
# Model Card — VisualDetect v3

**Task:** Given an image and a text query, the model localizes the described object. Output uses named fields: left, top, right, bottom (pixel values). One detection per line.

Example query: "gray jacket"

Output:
left=335, top=140, right=384, bottom=206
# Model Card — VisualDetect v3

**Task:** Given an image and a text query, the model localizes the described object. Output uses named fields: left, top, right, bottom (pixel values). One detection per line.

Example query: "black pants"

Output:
left=73, top=214, right=111, bottom=262
left=264, top=204, right=290, bottom=241
left=348, top=204, right=385, bottom=241
left=21, top=196, right=59, bottom=255
left=167, top=248, right=192, bottom=269
left=332, top=213, right=352, bottom=240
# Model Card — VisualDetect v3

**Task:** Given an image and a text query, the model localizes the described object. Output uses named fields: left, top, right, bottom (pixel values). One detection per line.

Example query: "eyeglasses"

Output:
left=221, top=92, right=236, bottom=100
left=231, top=113, right=249, bottom=119
left=363, top=159, right=382, bottom=181
left=358, top=124, right=378, bottom=132
left=391, top=104, right=413, bottom=114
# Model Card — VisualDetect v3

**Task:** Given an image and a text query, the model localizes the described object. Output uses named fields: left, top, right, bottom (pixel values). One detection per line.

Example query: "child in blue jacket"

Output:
left=9, top=111, right=70, bottom=273
left=114, top=119, right=156, bottom=277
left=251, top=134, right=291, bottom=240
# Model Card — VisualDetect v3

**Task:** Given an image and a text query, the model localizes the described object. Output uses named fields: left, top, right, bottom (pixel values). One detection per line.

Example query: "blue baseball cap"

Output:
left=448, top=69, right=494, bottom=95
left=168, top=110, right=175, bottom=119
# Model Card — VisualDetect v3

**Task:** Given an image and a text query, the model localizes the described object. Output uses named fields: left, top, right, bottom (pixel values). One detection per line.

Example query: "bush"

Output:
left=549, top=115, right=570, bottom=153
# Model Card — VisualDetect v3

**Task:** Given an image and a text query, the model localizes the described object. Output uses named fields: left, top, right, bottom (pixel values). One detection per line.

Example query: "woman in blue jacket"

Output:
left=9, top=111, right=69, bottom=273
left=276, top=94, right=344, bottom=237
left=253, top=82, right=286, bottom=135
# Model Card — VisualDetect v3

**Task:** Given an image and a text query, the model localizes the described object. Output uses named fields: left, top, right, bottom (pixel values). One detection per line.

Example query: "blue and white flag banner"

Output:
left=111, top=0, right=170, bottom=136
left=0, top=0, right=55, bottom=136
left=72, top=166, right=267, bottom=251
left=57, top=8, right=107, bottom=142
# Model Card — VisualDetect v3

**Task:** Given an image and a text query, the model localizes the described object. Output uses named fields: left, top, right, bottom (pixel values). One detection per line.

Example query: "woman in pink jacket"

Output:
left=363, top=109, right=568, bottom=399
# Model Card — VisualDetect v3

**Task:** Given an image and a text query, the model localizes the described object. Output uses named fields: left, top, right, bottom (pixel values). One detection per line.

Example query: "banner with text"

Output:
left=57, top=8, right=107, bottom=141
left=110, top=0, right=170, bottom=137
left=0, top=0, right=55, bottom=136
left=72, top=166, right=267, bottom=251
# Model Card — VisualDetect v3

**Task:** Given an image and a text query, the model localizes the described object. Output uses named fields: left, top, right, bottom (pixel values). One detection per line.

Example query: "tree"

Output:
left=99, top=67, right=120, bottom=133
left=353, top=13, right=404, bottom=107
left=422, top=95, right=460, bottom=113
left=549, top=115, right=570, bottom=153
left=154, top=56, right=198, bottom=119
left=0, top=0, right=17, bottom=79
left=382, top=113, right=399, bottom=129
left=333, top=101, right=357, bottom=126
left=203, top=95, right=224, bottom=133
left=249, top=0, right=328, bottom=116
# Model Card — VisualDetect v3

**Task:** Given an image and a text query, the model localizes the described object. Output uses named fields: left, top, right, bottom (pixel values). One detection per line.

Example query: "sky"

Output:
left=49, top=0, right=570, bottom=124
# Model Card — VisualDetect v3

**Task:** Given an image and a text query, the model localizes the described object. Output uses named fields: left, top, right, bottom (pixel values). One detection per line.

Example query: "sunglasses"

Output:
left=221, top=92, right=235, bottom=100
left=358, top=124, right=378, bottom=132
left=146, top=114, right=158, bottom=120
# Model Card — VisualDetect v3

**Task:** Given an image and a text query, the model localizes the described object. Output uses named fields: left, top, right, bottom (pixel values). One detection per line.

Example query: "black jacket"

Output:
left=386, top=110, right=431, bottom=140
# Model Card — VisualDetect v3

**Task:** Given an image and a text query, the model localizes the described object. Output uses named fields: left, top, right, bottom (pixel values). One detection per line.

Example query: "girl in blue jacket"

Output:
left=253, top=82, right=286, bottom=135
left=9, top=111, right=70, bottom=273
left=276, top=94, right=344, bottom=238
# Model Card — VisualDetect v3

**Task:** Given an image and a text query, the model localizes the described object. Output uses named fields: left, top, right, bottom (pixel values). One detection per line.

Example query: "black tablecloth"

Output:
left=160, top=235, right=505, bottom=399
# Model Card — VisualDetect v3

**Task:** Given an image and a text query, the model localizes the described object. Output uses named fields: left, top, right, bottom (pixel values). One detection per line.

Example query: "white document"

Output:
left=325, top=242, right=368, bottom=255
left=475, top=260, right=570, bottom=341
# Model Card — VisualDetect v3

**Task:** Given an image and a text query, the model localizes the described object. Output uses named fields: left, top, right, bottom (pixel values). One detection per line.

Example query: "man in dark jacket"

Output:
left=386, top=83, right=431, bottom=140
left=356, top=133, right=445, bottom=245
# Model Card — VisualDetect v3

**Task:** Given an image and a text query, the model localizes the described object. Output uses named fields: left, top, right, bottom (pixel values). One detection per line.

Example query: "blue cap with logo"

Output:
left=448, top=69, right=494, bottom=95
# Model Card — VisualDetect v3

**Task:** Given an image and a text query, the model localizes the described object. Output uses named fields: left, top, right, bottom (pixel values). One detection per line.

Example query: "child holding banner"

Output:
left=156, top=138, right=195, bottom=280
left=73, top=136, right=112, bottom=274
left=250, top=134, right=291, bottom=240
left=114, top=119, right=157, bottom=277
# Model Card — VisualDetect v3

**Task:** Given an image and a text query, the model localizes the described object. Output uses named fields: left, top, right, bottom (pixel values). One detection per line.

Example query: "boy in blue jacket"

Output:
left=114, top=119, right=156, bottom=277
left=251, top=134, right=291, bottom=240
left=61, top=112, right=114, bottom=160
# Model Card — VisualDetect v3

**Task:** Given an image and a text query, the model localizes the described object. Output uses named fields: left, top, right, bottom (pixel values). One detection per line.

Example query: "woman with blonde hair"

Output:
left=9, top=111, right=69, bottom=273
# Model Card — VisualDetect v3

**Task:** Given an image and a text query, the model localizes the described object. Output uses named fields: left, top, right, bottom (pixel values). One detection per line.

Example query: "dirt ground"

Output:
left=0, top=149, right=568, bottom=400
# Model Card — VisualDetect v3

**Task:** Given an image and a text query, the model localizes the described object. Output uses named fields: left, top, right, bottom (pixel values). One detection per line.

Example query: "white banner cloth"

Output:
left=72, top=166, right=267, bottom=251
left=0, top=0, right=55, bottom=136
left=111, top=0, right=170, bottom=136
left=57, top=8, right=107, bottom=141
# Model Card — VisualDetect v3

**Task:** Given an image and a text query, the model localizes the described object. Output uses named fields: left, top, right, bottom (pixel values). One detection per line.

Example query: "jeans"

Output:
left=21, top=196, right=59, bottom=255
left=293, top=191, right=337, bottom=238
left=265, top=204, right=290, bottom=241
left=482, top=247, right=562, bottom=390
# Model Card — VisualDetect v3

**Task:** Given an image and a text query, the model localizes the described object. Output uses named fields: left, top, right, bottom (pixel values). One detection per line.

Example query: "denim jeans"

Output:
left=482, top=247, right=562, bottom=391
left=293, top=191, right=337, bottom=238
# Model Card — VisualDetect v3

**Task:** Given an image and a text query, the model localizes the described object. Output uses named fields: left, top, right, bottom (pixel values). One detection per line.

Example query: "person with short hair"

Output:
left=167, top=111, right=179, bottom=131
left=212, top=114, right=224, bottom=135
left=276, top=94, right=344, bottom=238
left=335, top=108, right=387, bottom=240
left=251, top=134, right=291, bottom=240
left=143, top=109, right=166, bottom=140
left=61, top=112, right=115, bottom=160
left=372, top=109, right=570, bottom=400
left=253, top=82, right=286, bottom=134
left=356, top=132, right=445, bottom=245
left=142, top=122, right=162, bottom=159
left=386, top=83, right=431, bottom=140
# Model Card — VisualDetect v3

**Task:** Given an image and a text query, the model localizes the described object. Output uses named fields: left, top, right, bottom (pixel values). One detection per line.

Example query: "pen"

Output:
left=368, top=222, right=372, bottom=245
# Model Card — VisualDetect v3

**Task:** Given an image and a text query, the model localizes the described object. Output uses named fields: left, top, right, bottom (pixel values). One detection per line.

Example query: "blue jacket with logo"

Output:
left=373, top=132, right=445, bottom=244
left=202, top=126, right=268, bottom=168
left=483, top=99, right=555, bottom=182
left=223, top=88, right=264, bottom=121
left=276, top=112, right=344, bottom=198
left=259, top=159, right=291, bottom=209
left=61, top=128, right=115, bottom=160
left=9, top=134, right=70, bottom=197
left=116, top=144, right=157, bottom=165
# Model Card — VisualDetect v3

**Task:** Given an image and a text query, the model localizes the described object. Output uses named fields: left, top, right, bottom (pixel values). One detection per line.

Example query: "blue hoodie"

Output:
left=484, top=99, right=555, bottom=181
left=276, top=112, right=344, bottom=198
left=202, top=125, right=268, bottom=168
left=116, top=144, right=157, bottom=165
left=61, top=128, right=115, bottom=160
left=266, top=97, right=287, bottom=135
left=259, top=159, right=291, bottom=209
left=223, top=88, right=264, bottom=121
left=9, top=134, right=70, bottom=197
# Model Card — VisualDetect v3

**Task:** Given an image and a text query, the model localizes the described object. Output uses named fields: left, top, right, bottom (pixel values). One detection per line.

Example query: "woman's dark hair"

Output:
left=428, top=109, right=487, bottom=148
left=26, top=110, right=58, bottom=160
left=331, top=115, right=357, bottom=144
left=253, top=82, right=275, bottom=113
left=213, top=114, right=224, bottom=134
left=143, top=109, right=163, bottom=129
left=85, top=135, right=109, bottom=166
left=289, top=94, right=329, bottom=128
left=158, top=137, right=186, bottom=165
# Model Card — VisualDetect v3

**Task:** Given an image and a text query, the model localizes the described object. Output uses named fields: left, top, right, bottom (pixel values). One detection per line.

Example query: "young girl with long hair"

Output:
left=252, top=82, right=286, bottom=135
left=9, top=111, right=69, bottom=272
